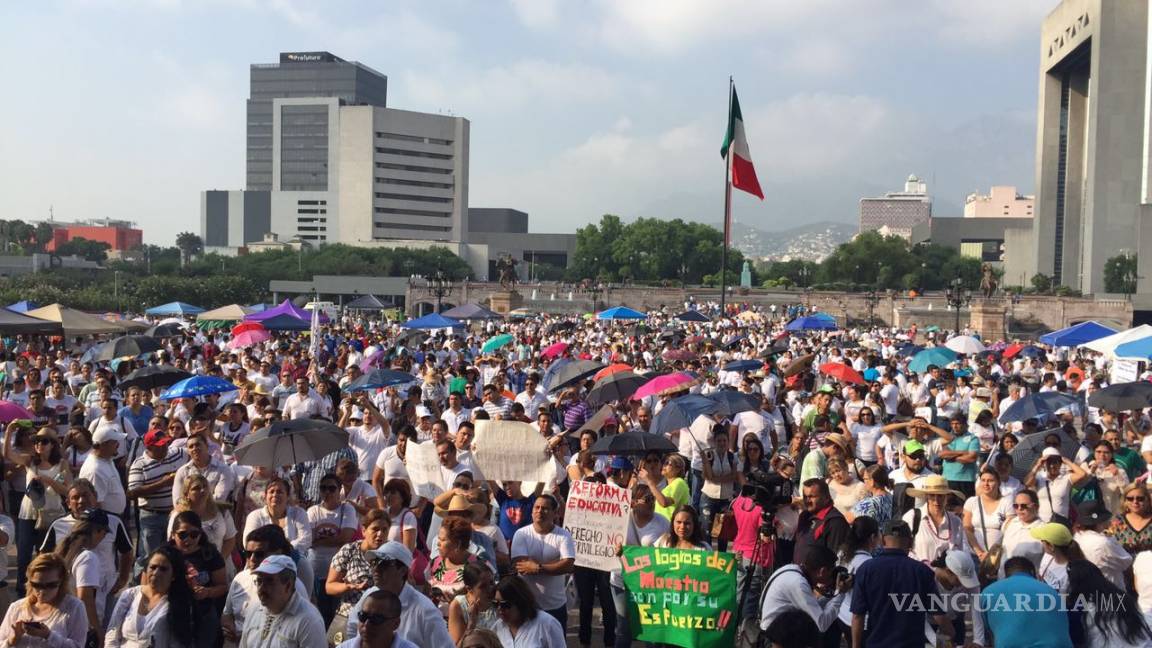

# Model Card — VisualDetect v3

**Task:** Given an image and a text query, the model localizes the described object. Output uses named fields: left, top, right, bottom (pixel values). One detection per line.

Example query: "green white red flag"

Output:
left=720, top=86, right=764, bottom=202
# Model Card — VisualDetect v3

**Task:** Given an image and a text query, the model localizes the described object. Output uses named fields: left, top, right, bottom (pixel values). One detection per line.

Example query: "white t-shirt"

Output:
left=1034, top=472, right=1072, bottom=522
left=387, top=508, right=419, bottom=544
left=963, top=496, right=1012, bottom=551
left=307, top=502, right=358, bottom=564
left=74, top=548, right=110, bottom=620
left=79, top=454, right=126, bottom=515
left=348, top=425, right=392, bottom=477
left=611, top=514, right=670, bottom=588
left=850, top=423, right=884, bottom=462
left=375, top=446, right=410, bottom=485
left=510, top=525, right=576, bottom=610
left=1038, top=554, right=1069, bottom=593
left=1134, top=551, right=1152, bottom=615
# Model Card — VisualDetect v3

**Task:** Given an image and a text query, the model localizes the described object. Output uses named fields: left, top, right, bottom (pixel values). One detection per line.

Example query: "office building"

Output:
left=858, top=175, right=932, bottom=240
left=44, top=219, right=143, bottom=255
left=1027, top=1, right=1152, bottom=296
left=912, top=217, right=1032, bottom=267
left=466, top=208, right=575, bottom=279
left=964, top=186, right=1034, bottom=218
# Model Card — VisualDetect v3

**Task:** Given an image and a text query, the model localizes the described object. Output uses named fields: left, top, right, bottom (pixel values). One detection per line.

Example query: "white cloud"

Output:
left=930, top=0, right=1053, bottom=46
left=779, top=38, right=851, bottom=76
left=508, top=0, right=559, bottom=29
left=401, top=59, right=622, bottom=114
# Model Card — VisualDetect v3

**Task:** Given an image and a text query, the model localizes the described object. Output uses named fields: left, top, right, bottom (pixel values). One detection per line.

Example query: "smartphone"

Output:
left=24, top=622, right=45, bottom=631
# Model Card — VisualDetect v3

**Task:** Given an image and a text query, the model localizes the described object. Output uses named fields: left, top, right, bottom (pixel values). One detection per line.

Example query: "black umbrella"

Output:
left=1008, top=428, right=1079, bottom=481
left=586, top=372, right=648, bottom=408
left=145, top=322, right=186, bottom=338
left=673, top=310, right=710, bottom=323
left=545, top=359, right=605, bottom=393
left=705, top=390, right=762, bottom=417
left=92, top=335, right=164, bottom=362
left=630, top=324, right=653, bottom=337
left=1087, top=381, right=1152, bottom=411
left=234, top=419, right=350, bottom=467
left=998, top=392, right=1082, bottom=423
left=546, top=321, right=577, bottom=334
left=657, top=330, right=685, bottom=345
left=650, top=394, right=720, bottom=436
left=590, top=430, right=677, bottom=457
left=723, top=335, right=748, bottom=350
left=118, top=365, right=193, bottom=391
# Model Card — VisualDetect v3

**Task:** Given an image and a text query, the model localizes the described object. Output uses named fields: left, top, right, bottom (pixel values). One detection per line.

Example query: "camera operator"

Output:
left=758, top=544, right=851, bottom=644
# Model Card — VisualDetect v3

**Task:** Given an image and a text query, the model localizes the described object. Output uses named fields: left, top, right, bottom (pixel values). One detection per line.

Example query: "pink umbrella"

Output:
left=633, top=372, right=700, bottom=400
left=230, top=329, right=273, bottom=350
left=541, top=342, right=569, bottom=360
left=360, top=348, right=387, bottom=371
left=0, top=401, right=33, bottom=423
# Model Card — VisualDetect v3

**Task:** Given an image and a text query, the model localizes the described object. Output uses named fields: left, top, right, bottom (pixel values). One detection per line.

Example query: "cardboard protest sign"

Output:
left=472, top=420, right=553, bottom=483
left=563, top=481, right=631, bottom=571
left=620, top=546, right=738, bottom=648
left=405, top=441, right=446, bottom=499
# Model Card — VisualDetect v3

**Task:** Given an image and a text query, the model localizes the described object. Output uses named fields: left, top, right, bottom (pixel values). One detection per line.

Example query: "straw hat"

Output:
left=821, top=433, right=850, bottom=455
left=906, top=475, right=964, bottom=499
left=434, top=494, right=486, bottom=519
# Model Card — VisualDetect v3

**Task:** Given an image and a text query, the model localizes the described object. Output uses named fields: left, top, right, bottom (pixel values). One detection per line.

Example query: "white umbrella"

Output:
left=945, top=335, right=986, bottom=355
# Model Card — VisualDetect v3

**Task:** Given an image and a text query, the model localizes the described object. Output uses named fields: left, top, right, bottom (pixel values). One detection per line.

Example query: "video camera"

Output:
left=742, top=468, right=794, bottom=537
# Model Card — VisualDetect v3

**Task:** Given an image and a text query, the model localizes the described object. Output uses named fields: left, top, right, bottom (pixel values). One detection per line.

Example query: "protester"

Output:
left=237, top=555, right=326, bottom=647
left=491, top=575, right=566, bottom=648
left=980, top=557, right=1072, bottom=648
left=1067, top=559, right=1152, bottom=647
left=105, top=545, right=196, bottom=648
left=509, top=494, right=575, bottom=630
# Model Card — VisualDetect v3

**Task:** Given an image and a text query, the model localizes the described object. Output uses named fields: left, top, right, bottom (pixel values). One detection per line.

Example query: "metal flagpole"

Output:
left=720, top=77, right=734, bottom=317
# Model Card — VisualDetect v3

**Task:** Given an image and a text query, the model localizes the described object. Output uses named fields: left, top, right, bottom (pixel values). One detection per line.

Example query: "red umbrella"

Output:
left=634, top=372, right=700, bottom=399
left=232, top=321, right=266, bottom=337
left=230, top=329, right=273, bottom=350
left=818, top=362, right=864, bottom=385
left=593, top=363, right=634, bottom=381
left=541, top=342, right=569, bottom=360
left=1002, top=343, right=1025, bottom=359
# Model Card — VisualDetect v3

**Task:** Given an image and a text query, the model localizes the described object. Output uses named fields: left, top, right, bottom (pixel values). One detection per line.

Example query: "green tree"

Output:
left=175, top=232, right=203, bottom=266
left=55, top=237, right=110, bottom=262
left=1031, top=273, right=1053, bottom=294
left=1103, top=253, right=1138, bottom=294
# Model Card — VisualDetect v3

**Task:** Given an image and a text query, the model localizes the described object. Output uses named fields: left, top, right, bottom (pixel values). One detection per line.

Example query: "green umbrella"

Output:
left=925, top=325, right=941, bottom=333
left=481, top=334, right=515, bottom=354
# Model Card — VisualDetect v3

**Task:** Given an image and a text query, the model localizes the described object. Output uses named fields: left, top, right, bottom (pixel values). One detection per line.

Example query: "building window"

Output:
left=374, top=192, right=452, bottom=204
left=375, top=147, right=452, bottom=160
left=375, top=162, right=452, bottom=175
left=374, top=207, right=451, bottom=218
left=375, top=177, right=454, bottom=189
left=373, top=222, right=452, bottom=232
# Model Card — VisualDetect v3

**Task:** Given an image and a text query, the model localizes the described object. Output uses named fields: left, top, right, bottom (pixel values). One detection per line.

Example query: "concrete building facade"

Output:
left=1028, top=1, right=1152, bottom=296
left=859, top=174, right=932, bottom=240
left=964, top=186, right=1035, bottom=218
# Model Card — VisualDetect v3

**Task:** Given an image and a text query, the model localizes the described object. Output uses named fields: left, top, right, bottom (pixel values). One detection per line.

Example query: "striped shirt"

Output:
left=128, top=448, right=186, bottom=511
left=482, top=397, right=513, bottom=420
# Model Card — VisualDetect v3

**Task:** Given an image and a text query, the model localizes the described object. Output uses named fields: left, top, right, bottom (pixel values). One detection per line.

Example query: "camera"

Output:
left=742, top=469, right=793, bottom=537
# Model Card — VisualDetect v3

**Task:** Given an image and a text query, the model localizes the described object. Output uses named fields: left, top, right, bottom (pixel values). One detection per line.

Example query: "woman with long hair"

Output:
left=241, top=476, right=313, bottom=587
left=1109, top=484, right=1152, bottom=557
left=962, top=468, right=1011, bottom=562
left=0, top=553, right=86, bottom=646
left=168, top=510, right=228, bottom=648
left=326, top=509, right=392, bottom=634
left=655, top=505, right=711, bottom=550
left=1086, top=440, right=1129, bottom=517
left=169, top=473, right=236, bottom=561
left=380, top=478, right=418, bottom=550
left=54, top=514, right=110, bottom=641
left=1067, top=559, right=1152, bottom=647
left=739, top=435, right=772, bottom=476
left=492, top=575, right=565, bottom=647
left=12, top=429, right=70, bottom=597
left=105, top=545, right=196, bottom=647
left=837, top=516, right=880, bottom=644
left=447, top=562, right=499, bottom=643
left=827, top=458, right=867, bottom=516
left=1030, top=522, right=1086, bottom=593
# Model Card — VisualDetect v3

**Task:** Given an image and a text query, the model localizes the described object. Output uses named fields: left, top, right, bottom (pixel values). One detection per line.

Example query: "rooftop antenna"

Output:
left=48, top=205, right=54, bottom=222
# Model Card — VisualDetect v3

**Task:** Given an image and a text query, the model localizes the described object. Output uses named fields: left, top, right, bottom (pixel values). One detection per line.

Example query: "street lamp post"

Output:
left=426, top=268, right=451, bottom=313
left=863, top=287, right=881, bottom=329
left=588, top=283, right=603, bottom=311
left=945, top=277, right=972, bottom=334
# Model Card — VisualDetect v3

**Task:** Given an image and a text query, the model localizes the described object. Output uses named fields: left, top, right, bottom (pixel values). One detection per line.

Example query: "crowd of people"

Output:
left=0, top=302, right=1147, bottom=647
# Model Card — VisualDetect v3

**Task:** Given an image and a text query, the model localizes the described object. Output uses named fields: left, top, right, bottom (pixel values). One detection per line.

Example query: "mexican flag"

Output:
left=720, top=86, right=764, bottom=201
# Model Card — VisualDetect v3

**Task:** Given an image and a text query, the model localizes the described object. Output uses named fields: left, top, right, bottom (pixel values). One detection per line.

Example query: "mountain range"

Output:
left=710, top=220, right=856, bottom=262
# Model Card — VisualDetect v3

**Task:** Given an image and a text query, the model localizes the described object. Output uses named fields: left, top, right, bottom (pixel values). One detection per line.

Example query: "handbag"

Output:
left=711, top=509, right=738, bottom=542
left=976, top=499, right=1003, bottom=582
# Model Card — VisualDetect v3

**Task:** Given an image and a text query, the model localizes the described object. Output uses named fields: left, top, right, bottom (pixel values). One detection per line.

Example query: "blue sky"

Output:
left=0, top=0, right=1055, bottom=245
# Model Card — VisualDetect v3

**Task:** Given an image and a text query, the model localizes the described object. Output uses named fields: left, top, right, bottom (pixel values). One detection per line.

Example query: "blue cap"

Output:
left=610, top=456, right=634, bottom=471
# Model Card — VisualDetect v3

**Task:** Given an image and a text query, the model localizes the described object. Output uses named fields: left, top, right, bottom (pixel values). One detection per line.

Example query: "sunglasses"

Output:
left=1127, top=496, right=1148, bottom=502
left=357, top=611, right=398, bottom=626
left=33, top=439, right=53, bottom=446
left=28, top=581, right=60, bottom=590
left=177, top=530, right=202, bottom=541
left=1013, top=503, right=1034, bottom=509
left=493, top=599, right=514, bottom=610
left=320, top=484, right=340, bottom=492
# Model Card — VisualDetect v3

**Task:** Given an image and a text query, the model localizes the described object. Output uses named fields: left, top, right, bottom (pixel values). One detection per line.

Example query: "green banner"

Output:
left=620, top=546, right=738, bottom=648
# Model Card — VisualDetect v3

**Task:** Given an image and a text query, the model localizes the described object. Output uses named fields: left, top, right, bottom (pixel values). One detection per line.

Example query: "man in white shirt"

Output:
left=341, top=396, right=393, bottom=477
left=238, top=555, right=326, bottom=648
left=372, top=427, right=416, bottom=497
left=281, top=378, right=323, bottom=420
left=1073, top=501, right=1133, bottom=590
left=759, top=544, right=849, bottom=632
left=79, top=426, right=127, bottom=515
left=343, top=542, right=454, bottom=646
left=515, top=374, right=549, bottom=420
left=440, top=392, right=470, bottom=437
left=336, top=590, right=417, bottom=648
left=511, top=494, right=576, bottom=628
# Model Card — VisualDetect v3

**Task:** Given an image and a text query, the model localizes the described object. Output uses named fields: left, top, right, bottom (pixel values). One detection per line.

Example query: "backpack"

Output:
left=891, top=482, right=922, bottom=534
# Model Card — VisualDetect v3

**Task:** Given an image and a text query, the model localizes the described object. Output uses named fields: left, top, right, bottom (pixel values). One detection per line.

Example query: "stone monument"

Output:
left=740, top=260, right=752, bottom=289
left=489, top=254, right=524, bottom=315
left=970, top=299, right=1007, bottom=342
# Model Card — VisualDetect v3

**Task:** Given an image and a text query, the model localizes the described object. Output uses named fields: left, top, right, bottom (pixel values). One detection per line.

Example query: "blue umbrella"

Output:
left=722, top=359, right=763, bottom=373
left=6, top=300, right=38, bottom=313
left=145, top=301, right=205, bottom=316
left=908, top=347, right=958, bottom=373
left=704, top=390, right=762, bottom=417
left=401, top=313, right=464, bottom=330
left=897, top=344, right=924, bottom=358
left=161, top=376, right=239, bottom=400
left=650, top=395, right=720, bottom=436
left=1114, top=335, right=1152, bottom=359
left=785, top=316, right=838, bottom=331
left=1017, top=345, right=1047, bottom=359
left=1039, top=321, right=1117, bottom=347
left=673, top=310, right=710, bottom=323
left=596, top=306, right=648, bottom=320
left=345, top=369, right=415, bottom=392
left=540, top=358, right=572, bottom=393
left=862, top=368, right=880, bottom=382
left=998, top=392, right=1083, bottom=424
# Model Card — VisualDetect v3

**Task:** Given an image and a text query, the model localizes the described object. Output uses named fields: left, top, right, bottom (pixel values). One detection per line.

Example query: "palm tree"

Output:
left=175, top=232, right=203, bottom=267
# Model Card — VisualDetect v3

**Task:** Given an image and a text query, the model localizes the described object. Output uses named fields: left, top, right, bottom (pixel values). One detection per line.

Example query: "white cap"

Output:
left=253, top=554, right=297, bottom=575
left=415, top=405, right=432, bottom=419
left=372, top=541, right=413, bottom=568
left=349, top=407, right=365, bottom=420
left=1041, top=447, right=1062, bottom=459
left=944, top=550, right=979, bottom=589
left=92, top=427, right=126, bottom=444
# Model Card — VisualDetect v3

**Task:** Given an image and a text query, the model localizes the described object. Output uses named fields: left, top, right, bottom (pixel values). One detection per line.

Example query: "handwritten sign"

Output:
left=472, top=420, right=554, bottom=483
left=564, top=481, right=631, bottom=571
left=405, top=441, right=445, bottom=500
left=620, top=546, right=737, bottom=648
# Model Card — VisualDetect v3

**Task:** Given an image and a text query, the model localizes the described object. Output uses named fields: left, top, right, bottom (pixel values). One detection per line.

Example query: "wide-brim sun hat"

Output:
left=907, top=475, right=964, bottom=500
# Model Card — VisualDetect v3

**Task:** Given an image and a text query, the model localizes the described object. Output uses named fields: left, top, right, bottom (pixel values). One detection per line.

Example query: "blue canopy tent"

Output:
left=401, top=313, right=464, bottom=330
left=596, top=306, right=648, bottom=320
left=673, top=310, right=711, bottom=322
left=1039, top=321, right=1117, bottom=347
left=6, top=300, right=39, bottom=313
left=785, top=316, right=838, bottom=331
left=145, top=301, right=205, bottom=316
left=1114, top=335, right=1152, bottom=359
